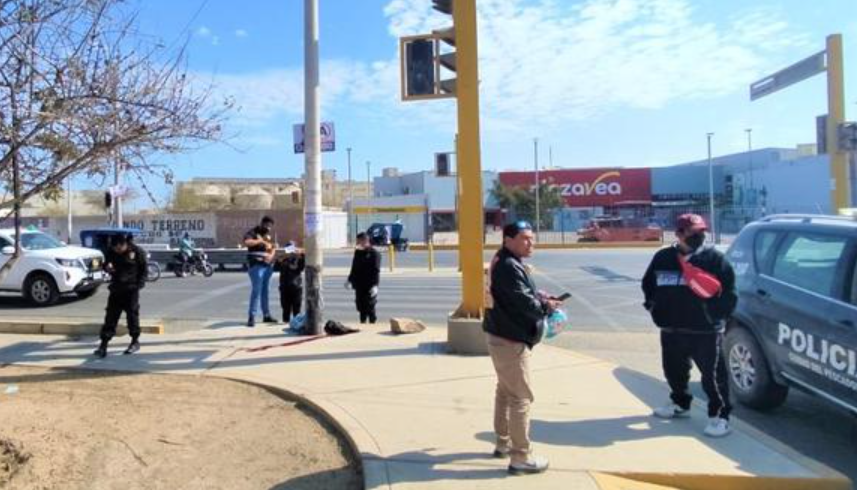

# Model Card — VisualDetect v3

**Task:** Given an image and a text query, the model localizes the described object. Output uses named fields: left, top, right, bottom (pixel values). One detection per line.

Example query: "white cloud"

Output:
left=196, top=26, right=212, bottom=37
left=200, top=0, right=809, bottom=135
left=211, top=36, right=221, bottom=46
left=235, top=29, right=249, bottom=38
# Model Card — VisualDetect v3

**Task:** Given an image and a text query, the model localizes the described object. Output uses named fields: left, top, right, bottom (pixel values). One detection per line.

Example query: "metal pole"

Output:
left=827, top=34, right=849, bottom=212
left=303, top=0, right=323, bottom=335
left=707, top=133, right=717, bottom=244
left=746, top=128, right=753, bottom=221
left=454, top=0, right=485, bottom=317
left=114, top=161, right=123, bottom=228
left=534, top=138, right=540, bottom=236
left=347, top=147, right=353, bottom=245
left=366, top=160, right=372, bottom=227
left=12, top=151, right=21, bottom=255
left=67, top=177, right=73, bottom=243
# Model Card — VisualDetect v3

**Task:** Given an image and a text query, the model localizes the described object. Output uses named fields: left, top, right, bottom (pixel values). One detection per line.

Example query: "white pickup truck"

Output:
left=0, top=228, right=105, bottom=306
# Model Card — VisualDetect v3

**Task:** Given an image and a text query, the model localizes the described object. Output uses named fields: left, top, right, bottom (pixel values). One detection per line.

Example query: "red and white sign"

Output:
left=499, top=168, right=652, bottom=207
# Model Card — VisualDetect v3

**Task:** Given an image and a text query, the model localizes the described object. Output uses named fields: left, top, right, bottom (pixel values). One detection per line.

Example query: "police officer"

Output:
left=275, top=242, right=305, bottom=323
left=94, top=233, right=148, bottom=358
left=642, top=214, right=737, bottom=438
left=347, top=232, right=381, bottom=324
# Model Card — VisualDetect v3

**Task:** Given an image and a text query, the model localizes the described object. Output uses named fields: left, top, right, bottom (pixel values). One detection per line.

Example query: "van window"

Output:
left=771, top=233, right=848, bottom=298
left=754, top=231, right=779, bottom=274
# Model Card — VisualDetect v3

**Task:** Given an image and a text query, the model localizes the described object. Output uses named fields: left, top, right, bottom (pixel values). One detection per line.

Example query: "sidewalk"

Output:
left=0, top=325, right=850, bottom=490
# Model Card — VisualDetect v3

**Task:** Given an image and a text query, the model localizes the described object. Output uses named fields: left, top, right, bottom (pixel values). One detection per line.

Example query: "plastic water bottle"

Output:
left=546, top=309, right=568, bottom=339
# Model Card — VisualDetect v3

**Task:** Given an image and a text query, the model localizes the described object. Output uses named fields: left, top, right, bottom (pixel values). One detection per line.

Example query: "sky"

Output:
left=116, top=0, right=856, bottom=208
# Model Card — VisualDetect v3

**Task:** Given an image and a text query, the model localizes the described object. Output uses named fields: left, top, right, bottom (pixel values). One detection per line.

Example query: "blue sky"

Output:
left=120, top=0, right=856, bottom=207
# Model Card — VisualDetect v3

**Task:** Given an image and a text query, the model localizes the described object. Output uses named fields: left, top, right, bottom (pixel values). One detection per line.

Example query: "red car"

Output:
left=578, top=217, right=663, bottom=243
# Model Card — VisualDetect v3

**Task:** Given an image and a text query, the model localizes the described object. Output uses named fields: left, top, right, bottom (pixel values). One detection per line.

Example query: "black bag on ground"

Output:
left=324, top=320, right=359, bottom=336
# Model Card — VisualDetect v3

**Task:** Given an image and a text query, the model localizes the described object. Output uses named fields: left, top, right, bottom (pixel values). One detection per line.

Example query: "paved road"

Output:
left=1, top=248, right=855, bottom=481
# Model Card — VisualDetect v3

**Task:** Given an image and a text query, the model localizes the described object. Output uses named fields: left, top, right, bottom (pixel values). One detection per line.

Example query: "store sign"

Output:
left=123, top=213, right=217, bottom=247
left=498, top=168, right=651, bottom=207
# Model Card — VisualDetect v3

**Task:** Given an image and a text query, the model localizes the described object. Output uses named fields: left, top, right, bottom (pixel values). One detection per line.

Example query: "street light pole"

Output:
left=366, top=161, right=372, bottom=226
left=67, top=177, right=73, bottom=244
left=303, top=0, right=323, bottom=335
left=347, top=147, right=353, bottom=244
left=707, top=132, right=717, bottom=244
left=533, top=138, right=540, bottom=236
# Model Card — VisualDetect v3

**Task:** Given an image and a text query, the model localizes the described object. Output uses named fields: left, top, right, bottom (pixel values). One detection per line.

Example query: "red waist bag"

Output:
left=679, top=257, right=722, bottom=299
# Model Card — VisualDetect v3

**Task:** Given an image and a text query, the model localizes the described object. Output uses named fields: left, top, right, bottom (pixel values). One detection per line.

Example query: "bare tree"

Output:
left=0, top=0, right=229, bottom=257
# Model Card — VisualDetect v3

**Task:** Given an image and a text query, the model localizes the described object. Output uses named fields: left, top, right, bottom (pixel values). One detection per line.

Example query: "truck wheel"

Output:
left=725, top=327, right=788, bottom=410
left=25, top=273, right=60, bottom=306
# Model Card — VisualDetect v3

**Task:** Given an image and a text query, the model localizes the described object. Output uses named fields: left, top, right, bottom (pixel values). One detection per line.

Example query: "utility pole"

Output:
left=114, top=161, right=123, bottom=228
left=303, top=0, right=323, bottom=335
left=746, top=128, right=754, bottom=221
left=347, top=147, right=353, bottom=244
left=707, top=133, right=717, bottom=244
left=67, top=177, right=73, bottom=244
left=827, top=34, right=848, bottom=212
left=533, top=138, right=540, bottom=236
left=366, top=161, right=372, bottom=226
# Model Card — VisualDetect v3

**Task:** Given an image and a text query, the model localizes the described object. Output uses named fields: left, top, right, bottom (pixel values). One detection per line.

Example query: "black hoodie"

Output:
left=641, top=244, right=737, bottom=333
left=483, top=247, right=548, bottom=348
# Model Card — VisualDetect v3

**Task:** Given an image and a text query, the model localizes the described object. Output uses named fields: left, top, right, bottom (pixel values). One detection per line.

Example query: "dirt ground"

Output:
left=0, top=365, right=362, bottom=490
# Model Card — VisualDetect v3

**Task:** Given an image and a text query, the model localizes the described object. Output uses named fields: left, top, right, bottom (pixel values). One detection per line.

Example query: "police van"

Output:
left=725, top=215, right=857, bottom=415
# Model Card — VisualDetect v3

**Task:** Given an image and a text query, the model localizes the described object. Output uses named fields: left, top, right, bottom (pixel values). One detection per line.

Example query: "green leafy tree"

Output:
left=491, top=180, right=564, bottom=230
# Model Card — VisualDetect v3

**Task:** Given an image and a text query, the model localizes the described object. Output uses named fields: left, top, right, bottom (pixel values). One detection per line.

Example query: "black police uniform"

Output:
left=347, top=246, right=381, bottom=324
left=100, top=243, right=148, bottom=343
left=275, top=254, right=305, bottom=322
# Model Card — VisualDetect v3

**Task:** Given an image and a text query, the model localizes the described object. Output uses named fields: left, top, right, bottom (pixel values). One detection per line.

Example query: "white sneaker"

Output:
left=653, top=402, right=690, bottom=419
left=508, top=455, right=550, bottom=475
left=704, top=417, right=731, bottom=438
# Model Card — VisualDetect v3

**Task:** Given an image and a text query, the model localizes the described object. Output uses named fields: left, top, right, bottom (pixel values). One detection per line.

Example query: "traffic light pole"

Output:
left=453, top=0, right=484, bottom=319
left=303, top=0, right=323, bottom=335
left=826, top=34, right=849, bottom=211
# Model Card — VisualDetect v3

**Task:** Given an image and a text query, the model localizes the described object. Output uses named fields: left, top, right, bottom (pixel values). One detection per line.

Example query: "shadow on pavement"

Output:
left=579, top=266, right=638, bottom=283
left=368, top=450, right=506, bottom=485
left=268, top=467, right=362, bottom=490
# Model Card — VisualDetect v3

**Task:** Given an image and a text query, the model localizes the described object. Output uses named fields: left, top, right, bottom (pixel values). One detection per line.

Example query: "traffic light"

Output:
left=399, top=0, right=458, bottom=100
left=104, top=191, right=112, bottom=209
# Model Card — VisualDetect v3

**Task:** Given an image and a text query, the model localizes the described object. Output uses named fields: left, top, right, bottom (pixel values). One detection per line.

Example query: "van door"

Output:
left=760, top=231, right=856, bottom=409
left=0, top=236, right=14, bottom=290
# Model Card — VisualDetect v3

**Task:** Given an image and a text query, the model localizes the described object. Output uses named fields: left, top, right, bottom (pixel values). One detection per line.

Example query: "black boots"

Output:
left=93, top=340, right=108, bottom=359
left=124, top=339, right=140, bottom=355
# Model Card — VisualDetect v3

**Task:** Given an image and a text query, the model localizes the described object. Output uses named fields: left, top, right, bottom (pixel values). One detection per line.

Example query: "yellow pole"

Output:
left=388, top=243, right=395, bottom=272
left=428, top=241, right=435, bottom=272
left=827, top=34, right=849, bottom=212
left=453, top=0, right=484, bottom=318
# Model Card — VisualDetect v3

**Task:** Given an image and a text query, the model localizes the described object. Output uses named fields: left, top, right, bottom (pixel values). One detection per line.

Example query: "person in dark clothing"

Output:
left=94, top=233, right=147, bottom=359
left=482, top=221, right=559, bottom=476
left=347, top=232, right=381, bottom=324
left=642, top=213, right=737, bottom=438
left=244, top=216, right=277, bottom=327
left=275, top=242, right=305, bottom=323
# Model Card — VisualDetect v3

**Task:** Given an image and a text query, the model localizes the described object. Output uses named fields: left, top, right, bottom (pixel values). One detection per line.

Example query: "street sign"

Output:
left=293, top=122, right=335, bottom=154
left=750, top=51, right=827, bottom=101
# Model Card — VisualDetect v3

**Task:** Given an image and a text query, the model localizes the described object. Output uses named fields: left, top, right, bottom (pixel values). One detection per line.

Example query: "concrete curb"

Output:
left=0, top=318, right=163, bottom=336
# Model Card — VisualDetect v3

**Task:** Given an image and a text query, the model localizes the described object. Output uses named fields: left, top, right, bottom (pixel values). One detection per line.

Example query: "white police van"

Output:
left=725, top=215, right=857, bottom=414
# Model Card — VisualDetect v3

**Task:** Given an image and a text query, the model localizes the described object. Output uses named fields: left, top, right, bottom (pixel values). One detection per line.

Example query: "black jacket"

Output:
left=483, top=247, right=548, bottom=348
left=105, top=244, right=147, bottom=292
left=641, top=245, right=737, bottom=333
left=348, top=247, right=381, bottom=291
left=276, top=255, right=305, bottom=290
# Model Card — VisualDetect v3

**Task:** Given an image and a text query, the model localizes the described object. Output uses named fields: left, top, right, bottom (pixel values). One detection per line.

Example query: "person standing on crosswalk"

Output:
left=347, top=232, right=381, bottom=324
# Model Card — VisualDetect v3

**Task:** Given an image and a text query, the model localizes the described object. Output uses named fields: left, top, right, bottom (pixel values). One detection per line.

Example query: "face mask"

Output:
left=684, top=233, right=705, bottom=252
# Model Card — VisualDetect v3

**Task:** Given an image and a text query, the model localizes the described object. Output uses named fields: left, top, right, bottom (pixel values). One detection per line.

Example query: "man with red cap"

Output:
left=642, top=213, right=737, bottom=437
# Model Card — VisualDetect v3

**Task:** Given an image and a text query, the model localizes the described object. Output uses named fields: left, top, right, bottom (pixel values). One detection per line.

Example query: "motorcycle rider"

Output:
left=94, top=233, right=147, bottom=358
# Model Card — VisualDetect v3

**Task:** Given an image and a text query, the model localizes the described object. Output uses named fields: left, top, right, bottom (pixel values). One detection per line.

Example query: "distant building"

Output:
left=172, top=177, right=303, bottom=212
left=21, top=190, right=107, bottom=218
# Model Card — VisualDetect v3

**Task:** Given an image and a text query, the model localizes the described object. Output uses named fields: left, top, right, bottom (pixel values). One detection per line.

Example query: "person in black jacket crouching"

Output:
left=483, top=221, right=560, bottom=476
left=642, top=213, right=737, bottom=438
left=94, top=233, right=148, bottom=359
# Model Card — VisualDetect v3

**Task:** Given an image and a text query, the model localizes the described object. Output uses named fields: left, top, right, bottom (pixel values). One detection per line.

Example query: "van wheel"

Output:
left=25, top=273, right=60, bottom=306
left=725, top=327, right=788, bottom=410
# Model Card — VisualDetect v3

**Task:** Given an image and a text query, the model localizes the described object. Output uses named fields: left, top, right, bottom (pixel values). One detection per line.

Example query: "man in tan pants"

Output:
left=483, top=221, right=559, bottom=476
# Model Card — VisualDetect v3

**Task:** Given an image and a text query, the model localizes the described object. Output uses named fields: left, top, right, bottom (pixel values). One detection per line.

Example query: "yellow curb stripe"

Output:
left=0, top=320, right=164, bottom=336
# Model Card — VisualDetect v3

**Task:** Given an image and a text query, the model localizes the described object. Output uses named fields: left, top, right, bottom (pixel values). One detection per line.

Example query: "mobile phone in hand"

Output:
left=555, top=292, right=572, bottom=302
